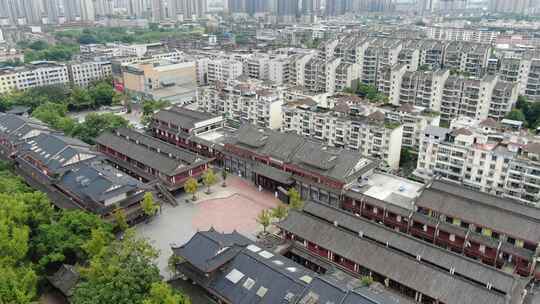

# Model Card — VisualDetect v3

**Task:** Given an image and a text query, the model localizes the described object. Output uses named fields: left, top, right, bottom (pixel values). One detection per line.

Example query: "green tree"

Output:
left=184, top=177, right=198, bottom=201
left=505, top=109, right=526, bottom=123
left=141, top=99, right=170, bottom=126
left=89, top=81, right=117, bottom=107
left=69, top=87, right=94, bottom=110
left=419, top=64, right=431, bottom=71
left=271, top=204, right=288, bottom=221
left=71, top=113, right=129, bottom=144
left=113, top=209, right=129, bottom=233
left=0, top=170, right=54, bottom=304
left=73, top=230, right=163, bottom=304
left=0, top=170, right=30, bottom=194
left=28, top=40, right=49, bottom=51
left=33, top=210, right=112, bottom=270
left=202, top=168, right=217, bottom=194
left=221, top=169, right=228, bottom=187
left=82, top=228, right=113, bottom=258
left=288, top=188, right=304, bottom=211
left=361, top=275, right=374, bottom=287
left=79, top=34, right=98, bottom=45
left=167, top=254, right=183, bottom=279
left=142, top=282, right=191, bottom=304
left=400, top=148, right=417, bottom=167
left=141, top=192, right=158, bottom=218
left=257, top=209, right=272, bottom=233
left=31, top=102, right=70, bottom=129
left=0, top=264, right=37, bottom=304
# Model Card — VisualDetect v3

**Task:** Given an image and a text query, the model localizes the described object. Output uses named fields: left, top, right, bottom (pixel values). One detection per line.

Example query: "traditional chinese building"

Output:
left=223, top=124, right=378, bottom=205
left=95, top=127, right=212, bottom=192
left=172, top=229, right=400, bottom=304
left=278, top=201, right=531, bottom=304
left=13, top=131, right=148, bottom=222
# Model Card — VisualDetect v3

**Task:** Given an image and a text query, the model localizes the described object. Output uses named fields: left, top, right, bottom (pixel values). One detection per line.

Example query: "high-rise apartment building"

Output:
left=277, top=0, right=298, bottom=22
left=197, top=79, right=284, bottom=129
left=489, top=0, right=532, bottom=14
left=81, top=0, right=96, bottom=21
left=415, top=117, right=540, bottom=206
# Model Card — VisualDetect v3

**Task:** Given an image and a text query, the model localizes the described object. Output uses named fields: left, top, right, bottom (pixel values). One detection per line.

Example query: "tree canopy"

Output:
left=73, top=230, right=188, bottom=304
left=184, top=178, right=198, bottom=201
left=345, top=82, right=388, bottom=103
left=0, top=162, right=188, bottom=303
left=513, top=96, right=540, bottom=128
left=288, top=188, right=304, bottom=211
left=23, top=43, right=79, bottom=63
left=33, top=210, right=113, bottom=270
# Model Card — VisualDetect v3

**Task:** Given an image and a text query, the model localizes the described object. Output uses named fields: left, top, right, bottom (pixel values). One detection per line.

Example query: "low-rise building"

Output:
left=268, top=56, right=291, bottom=85
left=381, top=103, right=440, bottom=151
left=517, top=53, right=540, bottom=102
left=278, top=199, right=531, bottom=304
left=172, top=229, right=399, bottom=304
left=122, top=60, right=197, bottom=104
left=95, top=127, right=212, bottom=192
left=68, top=60, right=112, bottom=87
left=8, top=128, right=149, bottom=221
left=0, top=113, right=51, bottom=159
left=224, top=124, right=379, bottom=205
left=426, top=27, right=500, bottom=44
left=0, top=61, right=69, bottom=94
left=340, top=173, right=540, bottom=281
left=150, top=107, right=225, bottom=158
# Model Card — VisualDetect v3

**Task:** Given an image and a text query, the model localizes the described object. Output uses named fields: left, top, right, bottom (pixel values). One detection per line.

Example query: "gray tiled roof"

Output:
left=154, top=107, right=218, bottom=129
left=115, top=127, right=209, bottom=164
left=172, top=229, right=251, bottom=272
left=229, top=125, right=376, bottom=183
left=0, top=113, right=50, bottom=143
left=418, top=180, right=540, bottom=243
left=59, top=161, right=142, bottom=205
left=302, top=201, right=521, bottom=295
left=95, top=131, right=208, bottom=176
left=21, top=133, right=99, bottom=173
left=48, top=264, right=80, bottom=297
left=277, top=211, right=523, bottom=304
left=174, top=230, right=397, bottom=304
left=232, top=124, right=305, bottom=162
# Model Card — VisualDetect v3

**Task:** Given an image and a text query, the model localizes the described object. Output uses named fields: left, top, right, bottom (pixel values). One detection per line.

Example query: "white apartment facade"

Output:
left=197, top=80, right=284, bottom=129
left=0, top=62, right=69, bottom=94
left=426, top=27, right=500, bottom=44
left=440, top=75, right=518, bottom=123
left=281, top=99, right=403, bottom=170
left=395, top=69, right=450, bottom=109
left=415, top=118, right=540, bottom=206
left=443, top=42, right=491, bottom=78
left=268, top=56, right=291, bottom=85
left=383, top=103, right=441, bottom=151
left=207, top=59, right=243, bottom=84
left=68, top=60, right=112, bottom=87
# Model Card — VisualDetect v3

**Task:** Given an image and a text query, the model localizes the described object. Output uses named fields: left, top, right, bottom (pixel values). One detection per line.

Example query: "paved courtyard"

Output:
left=135, top=175, right=281, bottom=280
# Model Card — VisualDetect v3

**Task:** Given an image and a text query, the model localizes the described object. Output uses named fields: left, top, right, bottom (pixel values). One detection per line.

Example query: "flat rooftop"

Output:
left=349, top=173, right=423, bottom=210
left=195, top=127, right=236, bottom=146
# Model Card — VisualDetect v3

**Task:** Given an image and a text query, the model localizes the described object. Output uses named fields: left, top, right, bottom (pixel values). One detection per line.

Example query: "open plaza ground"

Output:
left=135, top=174, right=282, bottom=280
